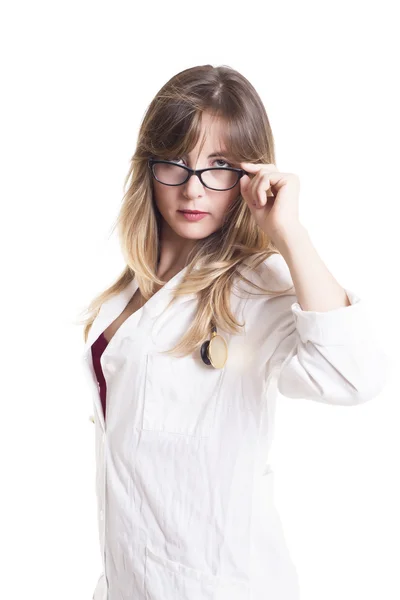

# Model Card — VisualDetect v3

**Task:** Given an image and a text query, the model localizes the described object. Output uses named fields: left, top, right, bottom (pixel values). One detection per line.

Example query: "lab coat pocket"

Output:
left=142, top=352, right=224, bottom=437
left=144, top=545, right=250, bottom=600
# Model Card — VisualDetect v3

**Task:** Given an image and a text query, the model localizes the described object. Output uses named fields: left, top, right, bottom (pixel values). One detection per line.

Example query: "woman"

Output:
left=79, top=64, right=388, bottom=600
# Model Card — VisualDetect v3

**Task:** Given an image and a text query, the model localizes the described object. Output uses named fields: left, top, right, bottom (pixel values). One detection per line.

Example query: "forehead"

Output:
left=186, top=115, right=230, bottom=157
left=200, top=113, right=226, bottom=144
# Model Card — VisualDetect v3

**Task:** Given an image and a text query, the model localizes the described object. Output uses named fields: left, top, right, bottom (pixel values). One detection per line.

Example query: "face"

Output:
left=151, top=112, right=241, bottom=242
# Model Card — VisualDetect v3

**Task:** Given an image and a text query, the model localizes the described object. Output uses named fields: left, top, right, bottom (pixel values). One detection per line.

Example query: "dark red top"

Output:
left=91, top=331, right=109, bottom=421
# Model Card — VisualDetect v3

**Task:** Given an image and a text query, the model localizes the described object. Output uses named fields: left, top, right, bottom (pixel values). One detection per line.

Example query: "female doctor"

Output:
left=80, top=64, right=389, bottom=600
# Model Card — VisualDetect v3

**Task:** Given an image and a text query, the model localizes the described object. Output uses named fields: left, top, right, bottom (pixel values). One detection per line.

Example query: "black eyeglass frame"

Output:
left=148, top=158, right=250, bottom=192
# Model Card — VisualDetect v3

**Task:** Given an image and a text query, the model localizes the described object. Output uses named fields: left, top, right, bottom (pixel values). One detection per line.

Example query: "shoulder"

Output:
left=259, top=253, right=294, bottom=291
left=236, top=252, right=295, bottom=295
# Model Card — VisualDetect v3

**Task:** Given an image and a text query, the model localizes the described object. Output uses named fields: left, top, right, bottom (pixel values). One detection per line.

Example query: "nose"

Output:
left=182, top=171, right=206, bottom=198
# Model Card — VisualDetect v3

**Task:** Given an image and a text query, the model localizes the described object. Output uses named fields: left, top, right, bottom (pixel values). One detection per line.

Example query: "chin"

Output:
left=166, top=216, right=216, bottom=238
left=175, top=225, right=214, bottom=240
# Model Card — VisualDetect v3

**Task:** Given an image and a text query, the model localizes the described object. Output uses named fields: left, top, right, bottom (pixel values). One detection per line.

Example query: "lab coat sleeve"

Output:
left=263, top=275, right=390, bottom=406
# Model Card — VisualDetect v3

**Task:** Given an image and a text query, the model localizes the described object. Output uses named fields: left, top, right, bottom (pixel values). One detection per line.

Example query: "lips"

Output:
left=178, top=210, right=209, bottom=222
left=178, top=210, right=209, bottom=214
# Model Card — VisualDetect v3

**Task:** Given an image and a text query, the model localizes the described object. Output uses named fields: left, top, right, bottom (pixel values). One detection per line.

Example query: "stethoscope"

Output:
left=200, top=321, right=228, bottom=369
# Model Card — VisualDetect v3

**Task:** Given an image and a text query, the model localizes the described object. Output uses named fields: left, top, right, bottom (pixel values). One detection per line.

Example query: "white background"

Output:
left=1, top=1, right=398, bottom=599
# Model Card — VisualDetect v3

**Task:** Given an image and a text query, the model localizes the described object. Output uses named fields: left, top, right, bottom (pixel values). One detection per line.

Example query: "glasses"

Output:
left=148, top=158, right=249, bottom=192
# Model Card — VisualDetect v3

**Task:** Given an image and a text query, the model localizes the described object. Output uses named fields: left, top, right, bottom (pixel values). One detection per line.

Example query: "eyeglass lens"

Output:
left=152, top=162, right=239, bottom=190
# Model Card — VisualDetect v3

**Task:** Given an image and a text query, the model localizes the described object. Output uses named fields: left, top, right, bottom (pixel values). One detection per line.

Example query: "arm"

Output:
left=274, top=224, right=351, bottom=313
left=261, top=231, right=390, bottom=405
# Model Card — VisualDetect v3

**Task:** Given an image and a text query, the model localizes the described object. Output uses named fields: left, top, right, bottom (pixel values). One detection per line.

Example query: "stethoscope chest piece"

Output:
left=200, top=324, right=228, bottom=369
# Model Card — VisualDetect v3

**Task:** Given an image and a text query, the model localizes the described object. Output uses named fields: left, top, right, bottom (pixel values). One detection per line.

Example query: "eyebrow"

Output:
left=184, top=151, right=232, bottom=159
left=208, top=151, right=231, bottom=158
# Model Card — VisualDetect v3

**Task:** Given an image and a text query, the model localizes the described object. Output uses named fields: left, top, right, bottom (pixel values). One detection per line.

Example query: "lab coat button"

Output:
left=89, top=415, right=95, bottom=424
left=99, top=510, right=104, bottom=520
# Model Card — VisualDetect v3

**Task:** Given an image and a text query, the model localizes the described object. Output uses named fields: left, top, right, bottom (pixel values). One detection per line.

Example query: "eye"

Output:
left=213, top=158, right=232, bottom=168
left=167, top=157, right=183, bottom=164
left=166, top=157, right=233, bottom=168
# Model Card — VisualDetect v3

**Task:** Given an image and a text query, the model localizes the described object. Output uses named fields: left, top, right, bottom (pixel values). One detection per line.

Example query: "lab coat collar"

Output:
left=83, top=265, right=197, bottom=354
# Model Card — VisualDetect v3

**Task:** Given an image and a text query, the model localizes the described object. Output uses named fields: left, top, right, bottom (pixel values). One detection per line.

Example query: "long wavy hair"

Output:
left=78, top=64, right=294, bottom=357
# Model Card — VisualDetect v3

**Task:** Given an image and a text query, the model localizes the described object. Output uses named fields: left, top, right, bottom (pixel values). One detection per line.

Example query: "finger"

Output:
left=240, top=161, right=274, bottom=172
left=239, top=174, right=251, bottom=202
left=239, top=161, right=263, bottom=171
left=254, top=172, right=272, bottom=207
left=250, top=176, right=259, bottom=206
left=249, top=174, right=266, bottom=208
left=240, top=162, right=276, bottom=178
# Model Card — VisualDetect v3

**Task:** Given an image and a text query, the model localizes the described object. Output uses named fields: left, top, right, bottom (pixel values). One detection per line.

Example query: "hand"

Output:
left=239, top=161, right=303, bottom=243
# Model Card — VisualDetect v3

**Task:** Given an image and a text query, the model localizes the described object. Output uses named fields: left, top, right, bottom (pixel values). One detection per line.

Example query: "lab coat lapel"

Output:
left=80, top=277, right=139, bottom=432
left=145, top=266, right=197, bottom=318
left=82, top=277, right=139, bottom=354
left=80, top=266, right=197, bottom=431
left=82, top=265, right=197, bottom=356
left=147, top=268, right=198, bottom=340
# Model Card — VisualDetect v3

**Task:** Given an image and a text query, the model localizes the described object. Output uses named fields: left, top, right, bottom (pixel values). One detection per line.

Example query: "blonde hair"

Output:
left=78, top=64, right=294, bottom=357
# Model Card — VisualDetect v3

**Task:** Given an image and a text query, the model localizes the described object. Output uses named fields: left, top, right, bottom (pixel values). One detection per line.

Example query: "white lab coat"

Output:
left=81, top=253, right=389, bottom=600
